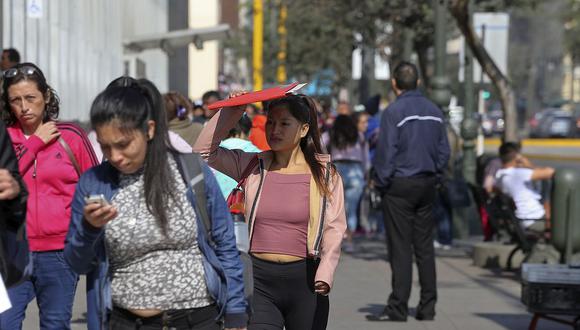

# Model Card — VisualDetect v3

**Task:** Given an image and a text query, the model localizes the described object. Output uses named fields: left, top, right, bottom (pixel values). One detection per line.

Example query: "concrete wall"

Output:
left=188, top=0, right=220, bottom=101
left=168, top=0, right=189, bottom=97
left=120, top=0, right=168, bottom=93
left=2, top=0, right=170, bottom=122
left=2, top=0, right=123, bottom=121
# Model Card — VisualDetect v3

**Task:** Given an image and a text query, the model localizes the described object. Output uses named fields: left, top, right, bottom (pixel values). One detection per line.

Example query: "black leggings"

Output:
left=248, top=256, right=329, bottom=330
left=108, top=305, right=220, bottom=330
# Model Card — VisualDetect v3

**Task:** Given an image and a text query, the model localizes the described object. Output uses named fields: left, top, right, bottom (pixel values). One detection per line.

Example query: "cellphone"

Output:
left=84, top=194, right=110, bottom=206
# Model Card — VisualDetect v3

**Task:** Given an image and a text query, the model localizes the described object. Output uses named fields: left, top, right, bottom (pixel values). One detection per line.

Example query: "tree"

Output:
left=450, top=0, right=518, bottom=141
left=449, top=0, right=542, bottom=141
left=563, top=0, right=580, bottom=100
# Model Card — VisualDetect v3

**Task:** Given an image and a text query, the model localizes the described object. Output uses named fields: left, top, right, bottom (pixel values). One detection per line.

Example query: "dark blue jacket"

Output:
left=64, top=156, right=247, bottom=329
left=373, top=90, right=450, bottom=188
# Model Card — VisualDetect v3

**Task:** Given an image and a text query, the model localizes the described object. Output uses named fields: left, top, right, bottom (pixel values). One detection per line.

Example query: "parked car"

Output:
left=529, top=108, right=577, bottom=138
left=482, top=111, right=504, bottom=137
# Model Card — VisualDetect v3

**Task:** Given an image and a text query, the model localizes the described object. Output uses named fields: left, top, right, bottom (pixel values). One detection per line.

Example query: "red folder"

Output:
left=207, top=82, right=307, bottom=110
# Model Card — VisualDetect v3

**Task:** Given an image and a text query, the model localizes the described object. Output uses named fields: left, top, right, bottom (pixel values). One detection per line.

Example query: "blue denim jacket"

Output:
left=64, top=156, right=247, bottom=329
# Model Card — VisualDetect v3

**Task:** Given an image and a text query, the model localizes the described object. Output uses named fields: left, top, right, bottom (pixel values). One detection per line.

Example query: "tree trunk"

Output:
left=449, top=0, right=519, bottom=142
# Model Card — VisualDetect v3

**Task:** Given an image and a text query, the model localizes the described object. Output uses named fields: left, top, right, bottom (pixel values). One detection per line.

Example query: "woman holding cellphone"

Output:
left=64, top=77, right=247, bottom=330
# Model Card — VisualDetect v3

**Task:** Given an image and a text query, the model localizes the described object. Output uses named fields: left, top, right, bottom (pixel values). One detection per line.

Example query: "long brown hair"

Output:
left=267, top=94, right=333, bottom=196
left=1, top=62, right=60, bottom=125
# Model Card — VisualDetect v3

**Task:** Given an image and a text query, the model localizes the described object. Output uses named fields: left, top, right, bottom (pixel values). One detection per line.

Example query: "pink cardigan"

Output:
left=194, top=108, right=347, bottom=290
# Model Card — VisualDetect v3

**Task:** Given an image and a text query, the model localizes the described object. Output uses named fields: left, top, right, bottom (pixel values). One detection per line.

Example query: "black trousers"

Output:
left=109, top=305, right=220, bottom=330
left=381, top=176, right=438, bottom=320
left=248, top=256, right=328, bottom=330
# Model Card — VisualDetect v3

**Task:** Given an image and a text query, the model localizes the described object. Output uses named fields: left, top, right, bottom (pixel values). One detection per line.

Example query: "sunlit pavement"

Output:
left=328, top=237, right=571, bottom=330
left=20, top=236, right=572, bottom=330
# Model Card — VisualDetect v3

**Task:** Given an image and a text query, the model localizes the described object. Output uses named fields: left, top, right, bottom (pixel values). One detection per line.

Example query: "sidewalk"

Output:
left=22, top=237, right=571, bottom=330
left=328, top=237, right=570, bottom=330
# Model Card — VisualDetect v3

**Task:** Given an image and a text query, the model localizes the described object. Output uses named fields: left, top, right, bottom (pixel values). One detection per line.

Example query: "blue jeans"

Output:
left=433, top=192, right=452, bottom=245
left=0, top=251, right=79, bottom=330
left=334, top=161, right=365, bottom=231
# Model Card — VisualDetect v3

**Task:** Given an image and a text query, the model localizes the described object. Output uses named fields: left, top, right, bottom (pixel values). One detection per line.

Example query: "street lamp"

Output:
left=431, top=0, right=451, bottom=113
left=432, top=0, right=474, bottom=240
left=461, top=0, right=478, bottom=186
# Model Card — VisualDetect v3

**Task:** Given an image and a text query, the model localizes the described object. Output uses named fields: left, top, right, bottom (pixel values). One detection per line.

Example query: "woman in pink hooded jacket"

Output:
left=0, top=63, right=98, bottom=329
left=194, top=94, right=346, bottom=330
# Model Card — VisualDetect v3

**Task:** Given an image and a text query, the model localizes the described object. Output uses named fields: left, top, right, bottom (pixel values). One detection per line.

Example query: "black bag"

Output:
left=0, top=223, right=31, bottom=288
left=363, top=185, right=382, bottom=210
left=443, top=157, right=471, bottom=208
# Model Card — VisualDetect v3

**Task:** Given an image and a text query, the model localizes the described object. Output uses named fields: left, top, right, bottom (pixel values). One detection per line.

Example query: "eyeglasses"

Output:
left=3, top=65, right=38, bottom=79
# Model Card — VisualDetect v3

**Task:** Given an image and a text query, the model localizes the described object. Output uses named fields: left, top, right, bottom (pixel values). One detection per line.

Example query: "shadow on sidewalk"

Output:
left=346, top=236, right=472, bottom=261
left=345, top=237, right=389, bottom=261
left=71, top=312, right=88, bottom=324
left=358, top=303, right=386, bottom=315
left=358, top=304, right=423, bottom=320
left=475, top=313, right=570, bottom=330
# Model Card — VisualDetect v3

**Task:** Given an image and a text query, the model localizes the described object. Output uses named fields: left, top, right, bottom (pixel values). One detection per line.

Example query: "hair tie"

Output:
left=177, top=106, right=187, bottom=120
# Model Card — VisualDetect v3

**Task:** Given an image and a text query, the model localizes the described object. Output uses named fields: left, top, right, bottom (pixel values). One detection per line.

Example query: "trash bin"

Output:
left=551, top=168, right=580, bottom=263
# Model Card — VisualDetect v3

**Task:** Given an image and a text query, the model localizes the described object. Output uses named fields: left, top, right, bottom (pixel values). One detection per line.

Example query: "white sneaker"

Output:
left=434, top=241, right=452, bottom=250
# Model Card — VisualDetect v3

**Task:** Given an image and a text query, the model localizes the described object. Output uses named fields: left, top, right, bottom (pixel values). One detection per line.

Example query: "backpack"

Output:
left=173, top=152, right=254, bottom=305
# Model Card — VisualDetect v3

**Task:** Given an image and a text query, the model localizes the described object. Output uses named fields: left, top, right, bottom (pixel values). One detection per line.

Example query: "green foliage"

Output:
left=225, top=0, right=542, bottom=92
left=563, top=0, right=580, bottom=61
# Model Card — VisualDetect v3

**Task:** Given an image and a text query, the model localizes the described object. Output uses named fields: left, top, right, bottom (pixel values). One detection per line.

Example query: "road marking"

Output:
left=524, top=154, right=580, bottom=162
left=485, top=139, right=580, bottom=147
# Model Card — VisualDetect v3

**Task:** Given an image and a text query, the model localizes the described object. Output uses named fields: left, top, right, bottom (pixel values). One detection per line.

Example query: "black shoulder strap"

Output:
left=314, top=162, right=333, bottom=254
left=173, top=152, right=213, bottom=246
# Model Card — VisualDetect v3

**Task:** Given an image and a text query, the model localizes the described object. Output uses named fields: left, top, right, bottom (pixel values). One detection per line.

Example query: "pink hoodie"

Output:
left=8, top=122, right=98, bottom=251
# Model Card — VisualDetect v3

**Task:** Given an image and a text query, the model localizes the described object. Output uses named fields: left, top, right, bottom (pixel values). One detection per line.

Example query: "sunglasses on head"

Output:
left=3, top=65, right=38, bottom=79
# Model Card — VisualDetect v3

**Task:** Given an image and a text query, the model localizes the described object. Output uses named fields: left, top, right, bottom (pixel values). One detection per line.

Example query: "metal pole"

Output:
left=276, top=1, right=287, bottom=84
left=434, top=1, right=446, bottom=78
left=461, top=0, right=477, bottom=185
left=430, top=0, right=451, bottom=114
left=402, top=28, right=414, bottom=61
left=0, top=0, right=3, bottom=52
left=253, top=0, right=263, bottom=91
left=564, top=189, right=575, bottom=264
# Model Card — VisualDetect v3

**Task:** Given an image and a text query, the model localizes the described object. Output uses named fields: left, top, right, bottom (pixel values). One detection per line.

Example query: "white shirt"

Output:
left=495, top=167, right=545, bottom=227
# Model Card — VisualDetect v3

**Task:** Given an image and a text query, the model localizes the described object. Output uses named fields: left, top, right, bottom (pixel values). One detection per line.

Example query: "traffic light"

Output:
left=482, top=90, right=491, bottom=100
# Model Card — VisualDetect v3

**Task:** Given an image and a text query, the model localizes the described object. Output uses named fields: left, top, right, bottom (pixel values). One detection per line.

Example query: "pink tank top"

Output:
left=250, top=172, right=311, bottom=257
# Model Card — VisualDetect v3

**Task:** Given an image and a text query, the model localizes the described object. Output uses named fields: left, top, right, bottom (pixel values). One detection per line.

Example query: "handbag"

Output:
left=444, top=157, right=471, bottom=208
left=226, top=156, right=260, bottom=215
left=58, top=137, right=81, bottom=177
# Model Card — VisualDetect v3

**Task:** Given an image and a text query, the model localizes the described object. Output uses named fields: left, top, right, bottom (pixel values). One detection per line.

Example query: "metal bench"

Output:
left=485, top=193, right=544, bottom=270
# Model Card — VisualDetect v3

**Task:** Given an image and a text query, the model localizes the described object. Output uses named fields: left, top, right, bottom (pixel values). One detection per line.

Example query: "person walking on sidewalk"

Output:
left=322, top=114, right=369, bottom=252
left=64, top=77, right=248, bottom=330
left=194, top=94, right=347, bottom=330
left=0, top=63, right=99, bottom=329
left=367, top=62, right=450, bottom=322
